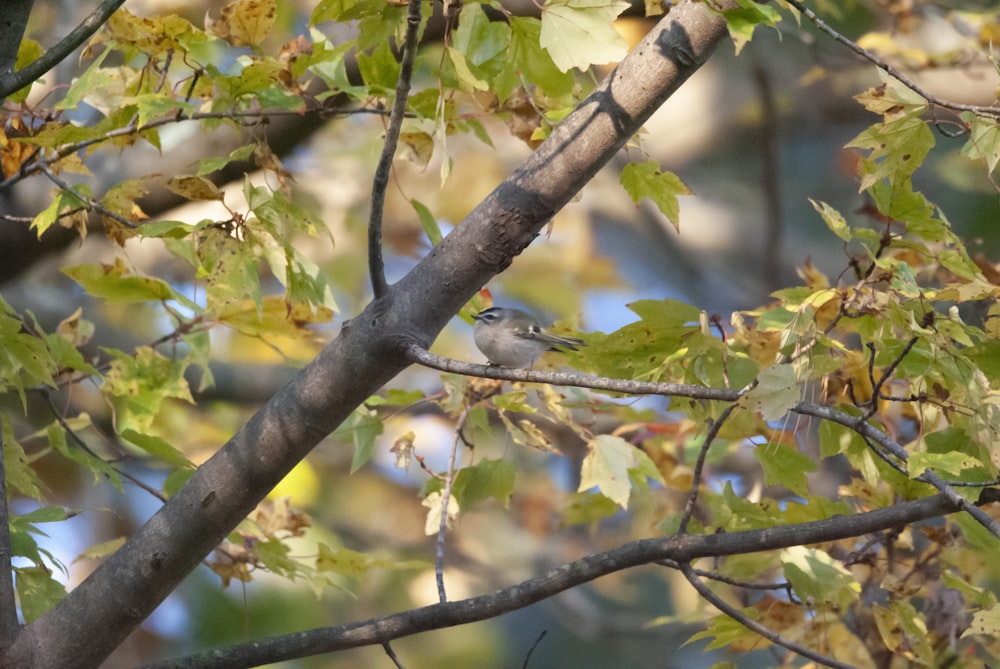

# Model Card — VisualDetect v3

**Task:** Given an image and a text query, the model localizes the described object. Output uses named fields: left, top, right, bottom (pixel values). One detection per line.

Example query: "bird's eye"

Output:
left=528, top=325, right=541, bottom=334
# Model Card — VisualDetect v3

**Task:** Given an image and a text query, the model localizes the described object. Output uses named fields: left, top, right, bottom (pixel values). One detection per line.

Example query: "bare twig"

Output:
left=39, top=165, right=138, bottom=229
left=41, top=392, right=168, bottom=502
left=679, top=402, right=740, bottom=534
left=367, top=0, right=423, bottom=299
left=140, top=493, right=963, bottom=669
left=678, top=562, right=855, bottom=669
left=382, top=642, right=406, bottom=669
left=436, top=404, right=470, bottom=603
left=784, top=0, right=1000, bottom=120
left=406, top=346, right=1000, bottom=540
left=793, top=402, right=1000, bottom=539
left=657, top=559, right=791, bottom=591
left=522, top=630, right=547, bottom=669
left=0, top=0, right=128, bottom=101
left=0, top=105, right=400, bottom=193
left=404, top=346, right=743, bottom=403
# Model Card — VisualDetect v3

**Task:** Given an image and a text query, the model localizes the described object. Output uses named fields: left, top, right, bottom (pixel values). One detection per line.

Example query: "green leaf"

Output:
left=3, top=415, right=44, bottom=500
left=64, top=258, right=179, bottom=303
left=580, top=298, right=704, bottom=380
left=411, top=199, right=443, bottom=246
left=720, top=0, right=783, bottom=55
left=508, top=17, right=574, bottom=98
left=0, top=310, right=56, bottom=395
left=965, top=605, right=1000, bottom=639
left=31, top=183, right=93, bottom=237
left=316, top=542, right=371, bottom=579
left=194, top=225, right=261, bottom=312
left=367, top=388, right=426, bottom=406
left=687, top=609, right=766, bottom=651
left=620, top=161, right=693, bottom=231
left=630, top=446, right=667, bottom=487
left=16, top=567, right=67, bottom=623
left=745, top=364, right=799, bottom=421
left=579, top=434, right=637, bottom=508
left=809, top=199, right=850, bottom=241
left=120, top=429, right=194, bottom=468
left=781, top=545, right=860, bottom=608
left=453, top=458, right=517, bottom=510
left=960, top=111, right=1000, bottom=173
left=254, top=539, right=299, bottom=578
left=754, top=443, right=816, bottom=497
left=74, top=537, right=126, bottom=562
left=869, top=179, right=942, bottom=240
left=334, top=407, right=384, bottom=473
left=451, top=3, right=509, bottom=69
left=10, top=38, right=44, bottom=102
left=102, top=346, right=194, bottom=433
left=357, top=40, right=401, bottom=93
left=562, top=491, right=619, bottom=526
left=912, top=451, right=981, bottom=479
left=540, top=0, right=630, bottom=72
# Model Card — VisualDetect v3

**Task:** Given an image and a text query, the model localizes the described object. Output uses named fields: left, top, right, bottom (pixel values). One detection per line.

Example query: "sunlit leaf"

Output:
left=620, top=160, right=693, bottom=230
left=579, top=434, right=637, bottom=508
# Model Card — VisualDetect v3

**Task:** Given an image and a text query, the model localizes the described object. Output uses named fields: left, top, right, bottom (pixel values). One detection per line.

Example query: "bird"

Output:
left=472, top=307, right=585, bottom=368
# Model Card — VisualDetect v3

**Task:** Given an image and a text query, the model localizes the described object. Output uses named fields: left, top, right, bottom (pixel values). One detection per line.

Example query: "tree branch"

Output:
left=405, top=346, right=743, bottom=402
left=678, top=562, right=854, bottom=669
left=141, top=493, right=962, bottom=669
left=409, top=347, right=1000, bottom=540
left=785, top=0, right=1000, bottom=120
left=1, top=3, right=735, bottom=666
left=367, top=0, right=423, bottom=299
left=0, top=419, right=20, bottom=652
left=0, top=0, right=128, bottom=101
left=792, top=401, right=1000, bottom=539
left=0, top=0, right=33, bottom=87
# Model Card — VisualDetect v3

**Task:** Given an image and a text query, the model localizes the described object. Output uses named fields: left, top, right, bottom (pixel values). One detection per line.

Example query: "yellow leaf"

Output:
left=207, top=0, right=276, bottom=47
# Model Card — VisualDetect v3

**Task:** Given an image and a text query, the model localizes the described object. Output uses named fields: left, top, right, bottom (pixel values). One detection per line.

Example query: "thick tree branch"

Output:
left=0, top=0, right=127, bottom=101
left=142, top=493, right=962, bottom=669
left=368, top=0, right=423, bottom=299
left=0, top=419, right=19, bottom=652
left=0, top=0, right=34, bottom=85
left=1, top=3, right=735, bottom=667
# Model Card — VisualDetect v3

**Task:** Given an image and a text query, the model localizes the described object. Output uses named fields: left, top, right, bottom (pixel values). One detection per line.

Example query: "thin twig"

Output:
left=405, top=345, right=1000, bottom=540
left=677, top=562, right=856, bottom=669
left=0, top=105, right=401, bottom=193
left=436, top=404, right=470, bottom=603
left=522, top=630, right=547, bottom=669
left=42, top=392, right=168, bottom=502
left=658, top=558, right=791, bottom=591
left=382, top=642, right=406, bottom=669
left=679, top=402, right=740, bottom=534
left=784, top=0, right=1000, bottom=120
left=0, top=0, right=128, bottom=101
left=793, top=402, right=1000, bottom=539
left=39, top=165, right=138, bottom=229
left=367, top=0, right=424, bottom=299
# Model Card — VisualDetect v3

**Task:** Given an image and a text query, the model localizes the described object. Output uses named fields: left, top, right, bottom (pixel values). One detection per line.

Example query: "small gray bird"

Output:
left=472, top=307, right=585, bottom=368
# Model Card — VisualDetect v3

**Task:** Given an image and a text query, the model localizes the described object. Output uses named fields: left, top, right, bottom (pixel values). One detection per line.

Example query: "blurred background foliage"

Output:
left=4, top=0, right=1000, bottom=666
